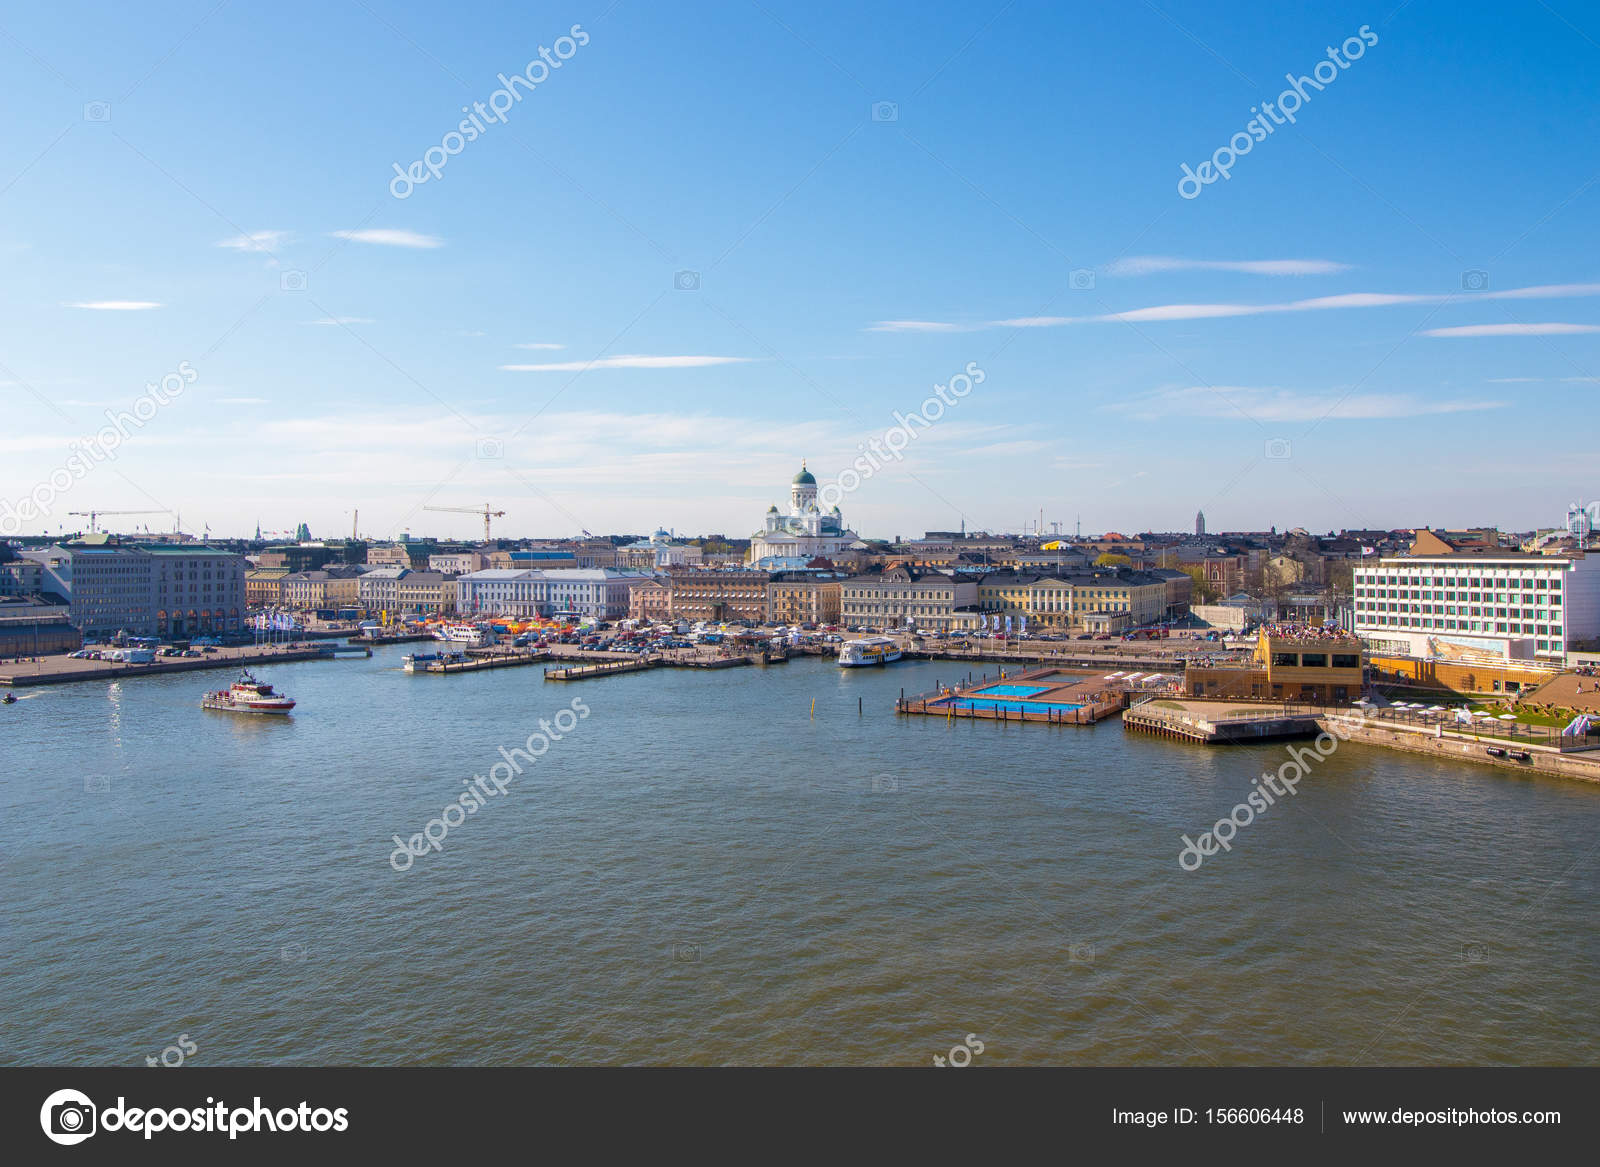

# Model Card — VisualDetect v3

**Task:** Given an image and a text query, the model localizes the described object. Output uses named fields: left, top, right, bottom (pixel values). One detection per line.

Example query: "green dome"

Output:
left=792, top=462, right=816, bottom=485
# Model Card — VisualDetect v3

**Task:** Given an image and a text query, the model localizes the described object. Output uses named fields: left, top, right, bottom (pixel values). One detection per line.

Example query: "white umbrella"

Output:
left=1429, top=705, right=1445, bottom=711
left=1497, top=713, right=1517, bottom=720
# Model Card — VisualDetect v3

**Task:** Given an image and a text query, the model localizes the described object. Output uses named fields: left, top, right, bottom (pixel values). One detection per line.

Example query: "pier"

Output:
left=415, top=649, right=549, bottom=674
left=545, top=658, right=660, bottom=681
left=1122, top=699, right=1321, bottom=743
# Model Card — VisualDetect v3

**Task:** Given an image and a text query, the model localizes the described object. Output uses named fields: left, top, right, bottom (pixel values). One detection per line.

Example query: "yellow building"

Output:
left=976, top=569, right=1168, bottom=632
left=1185, top=629, right=1364, bottom=703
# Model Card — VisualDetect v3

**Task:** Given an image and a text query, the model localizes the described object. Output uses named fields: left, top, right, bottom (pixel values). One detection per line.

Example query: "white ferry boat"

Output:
left=432, top=623, right=492, bottom=646
left=201, top=670, right=296, bottom=714
left=838, top=636, right=903, bottom=668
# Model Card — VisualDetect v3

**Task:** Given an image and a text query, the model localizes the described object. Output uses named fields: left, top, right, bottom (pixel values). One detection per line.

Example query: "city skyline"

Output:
left=5, top=1, right=1600, bottom=541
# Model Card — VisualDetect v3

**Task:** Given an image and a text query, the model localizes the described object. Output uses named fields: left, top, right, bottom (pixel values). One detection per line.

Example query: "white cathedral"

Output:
left=749, top=461, right=860, bottom=563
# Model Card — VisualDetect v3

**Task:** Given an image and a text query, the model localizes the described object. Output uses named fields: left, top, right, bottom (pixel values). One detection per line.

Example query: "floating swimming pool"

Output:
left=973, top=684, right=1052, bottom=697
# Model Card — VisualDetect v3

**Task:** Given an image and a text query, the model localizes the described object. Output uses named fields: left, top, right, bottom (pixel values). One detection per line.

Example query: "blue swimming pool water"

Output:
left=974, top=684, right=1051, bottom=697
left=945, top=697, right=1083, bottom=713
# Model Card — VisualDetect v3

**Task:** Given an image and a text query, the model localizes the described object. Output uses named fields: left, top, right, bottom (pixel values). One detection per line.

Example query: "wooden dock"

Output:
left=545, top=658, right=659, bottom=681
left=419, top=650, right=548, bottom=674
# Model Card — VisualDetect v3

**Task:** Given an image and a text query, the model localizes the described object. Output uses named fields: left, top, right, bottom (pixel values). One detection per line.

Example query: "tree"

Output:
left=1179, top=564, right=1219, bottom=604
left=1095, top=552, right=1131, bottom=568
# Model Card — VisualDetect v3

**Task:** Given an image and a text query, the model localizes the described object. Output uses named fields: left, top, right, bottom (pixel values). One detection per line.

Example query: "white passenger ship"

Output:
left=838, top=636, right=903, bottom=667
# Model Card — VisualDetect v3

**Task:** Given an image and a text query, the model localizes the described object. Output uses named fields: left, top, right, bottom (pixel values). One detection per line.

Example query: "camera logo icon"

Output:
left=871, top=101, right=899, bottom=122
left=476, top=437, right=504, bottom=460
left=1462, top=942, right=1489, bottom=964
left=673, top=941, right=701, bottom=963
left=280, top=941, right=308, bottom=962
left=280, top=270, right=308, bottom=293
left=40, top=1089, right=96, bottom=1146
left=1068, top=941, right=1095, bottom=964
left=871, top=773, right=898, bottom=793
left=1264, top=437, right=1292, bottom=461
left=673, top=269, right=700, bottom=291
left=84, top=775, right=110, bottom=794
left=1069, top=268, right=1096, bottom=291
left=1461, top=269, right=1489, bottom=292
left=83, top=102, right=111, bottom=122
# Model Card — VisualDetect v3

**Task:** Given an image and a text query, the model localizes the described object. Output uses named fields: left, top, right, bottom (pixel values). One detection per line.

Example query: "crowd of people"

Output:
left=1259, top=621, right=1355, bottom=641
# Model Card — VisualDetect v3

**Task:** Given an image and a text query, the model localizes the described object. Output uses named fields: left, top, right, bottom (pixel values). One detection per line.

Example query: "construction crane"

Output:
left=423, top=503, right=505, bottom=542
left=68, top=509, right=171, bottom=533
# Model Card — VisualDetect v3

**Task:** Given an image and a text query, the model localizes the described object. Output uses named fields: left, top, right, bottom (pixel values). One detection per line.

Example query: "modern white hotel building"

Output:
left=1353, top=549, right=1600, bottom=662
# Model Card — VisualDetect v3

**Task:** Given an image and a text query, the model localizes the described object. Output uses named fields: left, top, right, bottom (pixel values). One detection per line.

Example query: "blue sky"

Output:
left=3, top=0, right=1598, bottom=542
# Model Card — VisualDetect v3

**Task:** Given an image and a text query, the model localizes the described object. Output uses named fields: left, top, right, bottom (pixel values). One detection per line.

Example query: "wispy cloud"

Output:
left=329, top=228, right=443, bottom=249
left=217, top=230, right=289, bottom=252
left=64, top=300, right=162, bottom=310
left=513, top=342, right=565, bottom=350
left=864, top=320, right=975, bottom=333
left=306, top=316, right=375, bottom=325
left=895, top=282, right=1600, bottom=332
left=499, top=354, right=755, bottom=372
left=1423, top=323, right=1600, bottom=337
left=1101, top=256, right=1352, bottom=277
left=1110, top=385, right=1508, bottom=421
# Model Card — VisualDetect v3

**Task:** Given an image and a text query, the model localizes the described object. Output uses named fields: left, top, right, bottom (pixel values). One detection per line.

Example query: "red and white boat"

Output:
left=201, top=670, right=296, bottom=715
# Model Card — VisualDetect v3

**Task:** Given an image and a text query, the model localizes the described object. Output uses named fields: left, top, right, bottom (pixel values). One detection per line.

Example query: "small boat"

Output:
left=1, top=693, right=16, bottom=704
left=838, top=636, right=903, bottom=668
left=201, top=670, right=296, bottom=714
left=403, top=651, right=467, bottom=673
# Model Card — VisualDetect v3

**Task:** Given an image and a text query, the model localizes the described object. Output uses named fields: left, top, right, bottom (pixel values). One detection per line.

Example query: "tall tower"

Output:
left=790, top=460, right=818, bottom=513
left=1195, top=510, right=1206, bottom=536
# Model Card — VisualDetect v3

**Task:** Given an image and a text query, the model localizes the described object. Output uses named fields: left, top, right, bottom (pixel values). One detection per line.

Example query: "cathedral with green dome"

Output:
left=750, top=460, right=859, bottom=563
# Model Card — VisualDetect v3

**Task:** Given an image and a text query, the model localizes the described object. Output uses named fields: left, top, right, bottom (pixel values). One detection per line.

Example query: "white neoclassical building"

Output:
left=749, top=461, right=859, bottom=563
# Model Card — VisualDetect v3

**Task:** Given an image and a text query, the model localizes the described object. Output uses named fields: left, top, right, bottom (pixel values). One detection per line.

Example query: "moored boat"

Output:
left=838, top=636, right=903, bottom=668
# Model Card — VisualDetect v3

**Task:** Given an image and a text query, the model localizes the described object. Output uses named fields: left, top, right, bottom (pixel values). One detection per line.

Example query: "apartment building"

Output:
left=22, top=541, right=246, bottom=637
left=664, top=568, right=771, bottom=623
left=840, top=563, right=977, bottom=630
left=395, top=571, right=457, bottom=615
left=245, top=566, right=289, bottom=608
left=280, top=566, right=364, bottom=610
left=975, top=568, right=1168, bottom=632
left=765, top=573, right=843, bottom=625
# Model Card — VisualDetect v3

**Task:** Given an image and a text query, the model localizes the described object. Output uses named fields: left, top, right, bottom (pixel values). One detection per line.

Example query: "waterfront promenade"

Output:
left=0, top=642, right=343, bottom=687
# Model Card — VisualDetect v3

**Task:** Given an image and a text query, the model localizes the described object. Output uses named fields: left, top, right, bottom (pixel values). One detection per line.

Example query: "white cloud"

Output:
left=217, top=230, right=289, bottom=252
left=499, top=354, right=755, bottom=371
left=457, top=330, right=486, bottom=337
left=905, top=282, right=1600, bottom=332
left=1102, top=256, right=1352, bottom=277
left=1423, top=323, right=1600, bottom=337
left=329, top=229, right=443, bottom=249
left=513, top=342, right=565, bottom=350
left=864, top=320, right=974, bottom=333
left=64, top=300, right=162, bottom=310
left=1110, top=385, right=1508, bottom=421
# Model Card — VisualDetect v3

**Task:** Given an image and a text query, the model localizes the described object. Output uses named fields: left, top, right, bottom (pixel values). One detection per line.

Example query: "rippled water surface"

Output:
left=3, top=649, right=1598, bottom=1065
